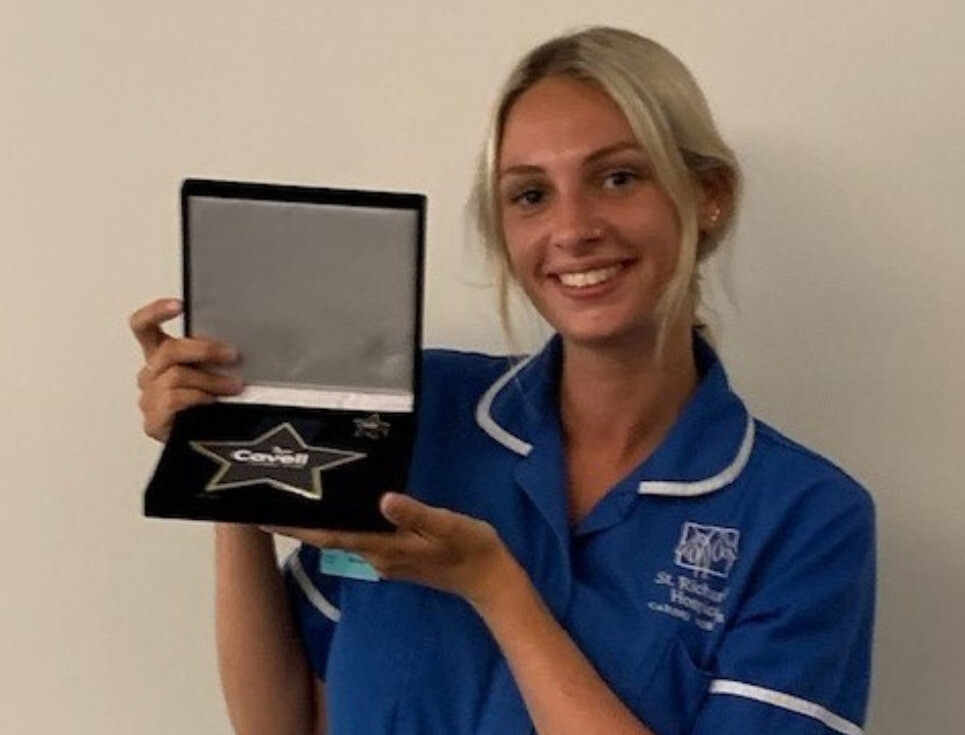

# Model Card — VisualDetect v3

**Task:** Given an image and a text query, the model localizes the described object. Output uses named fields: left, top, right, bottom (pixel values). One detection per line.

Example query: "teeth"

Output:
left=558, top=265, right=621, bottom=288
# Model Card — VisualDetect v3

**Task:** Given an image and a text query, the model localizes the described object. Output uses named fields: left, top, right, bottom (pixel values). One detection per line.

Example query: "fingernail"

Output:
left=380, top=493, right=400, bottom=518
left=220, top=345, right=240, bottom=361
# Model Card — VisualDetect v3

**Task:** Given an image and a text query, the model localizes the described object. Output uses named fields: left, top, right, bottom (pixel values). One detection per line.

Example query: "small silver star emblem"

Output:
left=353, top=413, right=391, bottom=440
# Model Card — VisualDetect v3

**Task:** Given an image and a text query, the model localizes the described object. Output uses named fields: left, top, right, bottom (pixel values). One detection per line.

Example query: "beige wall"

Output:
left=3, top=1, right=963, bottom=732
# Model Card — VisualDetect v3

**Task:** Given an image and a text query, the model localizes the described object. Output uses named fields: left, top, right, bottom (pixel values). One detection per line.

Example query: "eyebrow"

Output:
left=498, top=141, right=644, bottom=179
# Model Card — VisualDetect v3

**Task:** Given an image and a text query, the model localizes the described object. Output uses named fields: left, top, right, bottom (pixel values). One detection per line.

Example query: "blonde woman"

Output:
left=131, top=27, right=874, bottom=735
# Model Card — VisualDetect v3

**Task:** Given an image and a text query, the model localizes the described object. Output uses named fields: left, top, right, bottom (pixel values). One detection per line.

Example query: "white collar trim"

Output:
left=475, top=355, right=536, bottom=457
left=477, top=354, right=755, bottom=498
left=637, top=414, right=755, bottom=497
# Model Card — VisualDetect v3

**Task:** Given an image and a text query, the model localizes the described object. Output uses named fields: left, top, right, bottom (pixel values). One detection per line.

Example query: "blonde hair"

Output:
left=470, top=26, right=741, bottom=342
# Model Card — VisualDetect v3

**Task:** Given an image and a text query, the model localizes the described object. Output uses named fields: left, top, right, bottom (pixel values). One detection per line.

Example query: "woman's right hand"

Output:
left=129, top=297, right=244, bottom=442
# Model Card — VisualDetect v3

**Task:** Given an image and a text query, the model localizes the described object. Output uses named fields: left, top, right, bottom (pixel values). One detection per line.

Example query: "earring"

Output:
left=708, top=207, right=721, bottom=226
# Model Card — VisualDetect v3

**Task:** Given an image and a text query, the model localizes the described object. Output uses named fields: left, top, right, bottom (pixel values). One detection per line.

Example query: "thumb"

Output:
left=380, top=493, right=443, bottom=535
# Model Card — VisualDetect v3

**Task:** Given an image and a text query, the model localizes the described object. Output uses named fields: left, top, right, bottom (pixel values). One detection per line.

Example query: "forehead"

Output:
left=498, top=76, right=638, bottom=166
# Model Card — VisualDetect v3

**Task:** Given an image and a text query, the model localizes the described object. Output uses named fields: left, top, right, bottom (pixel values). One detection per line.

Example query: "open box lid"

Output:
left=183, top=178, right=425, bottom=412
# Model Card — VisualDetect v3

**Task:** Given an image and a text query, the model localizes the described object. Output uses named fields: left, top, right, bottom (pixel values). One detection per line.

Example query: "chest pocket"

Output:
left=636, top=636, right=712, bottom=735
left=564, top=579, right=713, bottom=735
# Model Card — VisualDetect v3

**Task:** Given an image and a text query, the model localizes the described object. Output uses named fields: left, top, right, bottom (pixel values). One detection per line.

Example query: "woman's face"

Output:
left=497, top=76, right=685, bottom=351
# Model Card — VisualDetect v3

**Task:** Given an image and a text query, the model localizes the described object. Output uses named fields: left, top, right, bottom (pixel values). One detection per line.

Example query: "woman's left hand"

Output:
left=267, top=493, right=518, bottom=608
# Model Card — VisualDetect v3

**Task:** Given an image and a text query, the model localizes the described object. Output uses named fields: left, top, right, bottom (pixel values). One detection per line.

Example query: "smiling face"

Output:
left=497, top=75, right=691, bottom=352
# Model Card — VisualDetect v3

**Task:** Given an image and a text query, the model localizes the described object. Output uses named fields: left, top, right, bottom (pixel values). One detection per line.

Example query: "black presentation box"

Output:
left=144, top=179, right=426, bottom=530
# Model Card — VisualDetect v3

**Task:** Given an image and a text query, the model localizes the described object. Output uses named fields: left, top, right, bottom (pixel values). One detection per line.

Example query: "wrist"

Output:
left=467, top=547, right=531, bottom=620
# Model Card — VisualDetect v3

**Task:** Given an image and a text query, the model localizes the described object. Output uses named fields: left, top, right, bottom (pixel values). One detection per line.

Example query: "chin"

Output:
left=557, top=320, right=662, bottom=352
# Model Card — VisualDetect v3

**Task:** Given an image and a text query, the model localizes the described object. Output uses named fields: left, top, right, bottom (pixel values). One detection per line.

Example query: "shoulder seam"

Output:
left=752, top=422, right=869, bottom=494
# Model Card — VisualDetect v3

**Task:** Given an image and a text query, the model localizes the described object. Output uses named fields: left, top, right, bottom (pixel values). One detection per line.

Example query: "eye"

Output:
left=507, top=185, right=548, bottom=209
left=602, top=169, right=639, bottom=189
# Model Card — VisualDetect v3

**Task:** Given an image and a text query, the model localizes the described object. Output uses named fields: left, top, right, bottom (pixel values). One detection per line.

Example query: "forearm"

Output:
left=472, top=553, right=654, bottom=735
left=215, top=525, right=321, bottom=735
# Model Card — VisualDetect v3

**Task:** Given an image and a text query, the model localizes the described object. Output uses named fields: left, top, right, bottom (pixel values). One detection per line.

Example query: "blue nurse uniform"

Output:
left=285, top=335, right=875, bottom=735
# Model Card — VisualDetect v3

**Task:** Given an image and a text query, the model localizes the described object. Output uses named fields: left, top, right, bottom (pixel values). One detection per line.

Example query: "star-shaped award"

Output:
left=190, top=423, right=365, bottom=500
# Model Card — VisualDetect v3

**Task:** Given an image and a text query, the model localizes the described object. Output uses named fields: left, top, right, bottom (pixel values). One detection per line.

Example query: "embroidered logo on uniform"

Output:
left=674, top=522, right=740, bottom=579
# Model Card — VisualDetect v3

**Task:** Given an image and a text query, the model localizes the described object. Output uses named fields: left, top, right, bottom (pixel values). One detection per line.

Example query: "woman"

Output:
left=130, top=27, right=874, bottom=735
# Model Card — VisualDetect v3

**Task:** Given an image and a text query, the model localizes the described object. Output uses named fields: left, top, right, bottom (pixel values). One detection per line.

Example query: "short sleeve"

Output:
left=283, top=544, right=342, bottom=680
left=692, top=480, right=876, bottom=735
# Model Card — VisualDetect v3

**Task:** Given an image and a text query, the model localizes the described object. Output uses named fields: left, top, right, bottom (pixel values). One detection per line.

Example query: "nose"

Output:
left=549, top=188, right=603, bottom=253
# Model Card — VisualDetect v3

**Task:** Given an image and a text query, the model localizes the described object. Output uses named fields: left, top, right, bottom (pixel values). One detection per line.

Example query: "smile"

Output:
left=557, top=264, right=622, bottom=289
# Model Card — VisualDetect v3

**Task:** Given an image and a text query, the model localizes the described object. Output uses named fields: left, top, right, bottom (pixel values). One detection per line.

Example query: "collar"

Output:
left=474, top=333, right=755, bottom=498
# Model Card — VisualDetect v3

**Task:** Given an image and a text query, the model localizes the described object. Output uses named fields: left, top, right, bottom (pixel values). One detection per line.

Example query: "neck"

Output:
left=559, top=320, right=698, bottom=460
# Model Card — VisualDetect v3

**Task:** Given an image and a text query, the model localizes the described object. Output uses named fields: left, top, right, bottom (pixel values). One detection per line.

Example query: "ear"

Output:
left=695, top=168, right=735, bottom=235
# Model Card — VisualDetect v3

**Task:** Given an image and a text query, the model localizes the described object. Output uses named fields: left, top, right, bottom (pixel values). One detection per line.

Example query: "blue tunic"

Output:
left=285, top=336, right=875, bottom=735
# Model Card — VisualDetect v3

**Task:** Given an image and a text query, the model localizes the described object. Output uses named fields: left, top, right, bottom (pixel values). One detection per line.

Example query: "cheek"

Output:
left=500, top=219, right=536, bottom=277
left=502, top=238, right=546, bottom=305
left=620, top=210, right=682, bottom=267
left=503, top=247, right=530, bottom=292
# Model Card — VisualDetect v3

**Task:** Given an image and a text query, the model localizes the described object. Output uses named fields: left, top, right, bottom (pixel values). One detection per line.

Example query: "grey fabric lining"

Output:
left=189, top=197, right=418, bottom=398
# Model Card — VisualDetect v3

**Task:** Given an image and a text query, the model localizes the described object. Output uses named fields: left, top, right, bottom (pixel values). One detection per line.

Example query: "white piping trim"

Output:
left=475, top=355, right=536, bottom=457
left=638, top=415, right=755, bottom=497
left=709, top=680, right=863, bottom=735
left=286, top=552, right=341, bottom=623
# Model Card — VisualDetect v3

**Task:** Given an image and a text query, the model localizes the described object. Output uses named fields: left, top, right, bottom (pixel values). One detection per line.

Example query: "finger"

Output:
left=146, top=337, right=239, bottom=378
left=129, top=298, right=182, bottom=358
left=265, top=526, right=404, bottom=555
left=142, top=388, right=217, bottom=440
left=380, top=493, right=456, bottom=538
left=142, top=363, right=244, bottom=395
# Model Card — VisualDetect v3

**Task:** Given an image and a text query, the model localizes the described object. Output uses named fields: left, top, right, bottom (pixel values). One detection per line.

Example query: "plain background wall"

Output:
left=2, top=1, right=963, bottom=732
